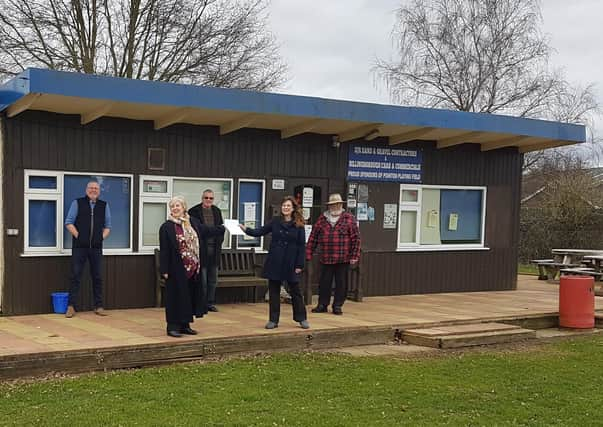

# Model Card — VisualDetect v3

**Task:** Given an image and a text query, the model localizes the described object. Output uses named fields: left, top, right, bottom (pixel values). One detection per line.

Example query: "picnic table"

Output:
left=531, top=249, right=603, bottom=283
left=583, top=254, right=603, bottom=272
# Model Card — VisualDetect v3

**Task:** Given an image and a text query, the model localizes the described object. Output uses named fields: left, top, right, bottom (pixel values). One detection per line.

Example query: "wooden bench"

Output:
left=154, top=249, right=266, bottom=307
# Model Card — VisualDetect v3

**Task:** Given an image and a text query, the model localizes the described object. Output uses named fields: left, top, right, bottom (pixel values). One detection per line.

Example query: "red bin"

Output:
left=559, top=275, right=595, bottom=328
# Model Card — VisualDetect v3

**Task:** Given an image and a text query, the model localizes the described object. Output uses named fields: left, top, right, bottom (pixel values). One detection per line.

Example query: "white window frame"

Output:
left=236, top=178, right=266, bottom=251
left=138, top=198, right=170, bottom=252
left=138, top=174, right=234, bottom=253
left=24, top=193, right=62, bottom=253
left=398, top=186, right=422, bottom=247
left=397, top=184, right=488, bottom=252
left=23, top=169, right=134, bottom=256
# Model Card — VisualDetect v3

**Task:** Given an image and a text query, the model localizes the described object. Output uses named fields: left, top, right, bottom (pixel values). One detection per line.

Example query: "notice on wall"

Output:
left=302, top=207, right=311, bottom=220
left=358, top=184, right=369, bottom=203
left=304, top=225, right=313, bottom=243
left=302, top=187, right=314, bottom=207
left=383, top=204, right=397, bottom=229
left=357, top=203, right=368, bottom=221
left=347, top=145, right=422, bottom=183
left=368, top=206, right=375, bottom=222
left=347, top=199, right=357, bottom=208
left=272, top=179, right=285, bottom=190
left=243, top=202, right=256, bottom=222
left=427, top=210, right=439, bottom=228
left=448, top=213, right=459, bottom=231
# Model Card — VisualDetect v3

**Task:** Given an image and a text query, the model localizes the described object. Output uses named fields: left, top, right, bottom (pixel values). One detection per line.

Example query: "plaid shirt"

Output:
left=306, top=211, right=360, bottom=264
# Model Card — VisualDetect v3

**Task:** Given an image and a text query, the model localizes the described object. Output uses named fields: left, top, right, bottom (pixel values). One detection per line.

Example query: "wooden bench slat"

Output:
left=154, top=249, right=266, bottom=307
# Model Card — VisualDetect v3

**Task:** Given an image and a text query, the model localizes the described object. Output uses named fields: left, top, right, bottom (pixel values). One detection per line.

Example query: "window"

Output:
left=397, top=184, right=486, bottom=250
left=24, top=170, right=133, bottom=255
left=139, top=175, right=233, bottom=252
left=237, top=179, right=265, bottom=250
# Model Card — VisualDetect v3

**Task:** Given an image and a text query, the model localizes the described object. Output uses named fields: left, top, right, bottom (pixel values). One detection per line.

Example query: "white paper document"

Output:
left=224, top=219, right=246, bottom=235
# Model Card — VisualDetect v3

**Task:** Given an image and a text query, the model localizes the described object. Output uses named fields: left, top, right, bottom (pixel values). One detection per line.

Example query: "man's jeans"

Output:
left=68, top=247, right=103, bottom=308
left=202, top=262, right=219, bottom=306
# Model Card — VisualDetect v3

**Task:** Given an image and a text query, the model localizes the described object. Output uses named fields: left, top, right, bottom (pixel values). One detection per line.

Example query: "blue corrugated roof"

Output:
left=0, top=68, right=586, bottom=143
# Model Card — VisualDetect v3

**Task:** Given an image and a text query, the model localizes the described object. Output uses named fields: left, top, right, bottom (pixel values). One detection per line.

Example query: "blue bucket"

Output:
left=51, top=292, right=69, bottom=314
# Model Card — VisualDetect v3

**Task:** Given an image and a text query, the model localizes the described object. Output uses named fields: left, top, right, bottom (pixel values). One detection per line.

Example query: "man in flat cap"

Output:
left=306, top=193, right=360, bottom=315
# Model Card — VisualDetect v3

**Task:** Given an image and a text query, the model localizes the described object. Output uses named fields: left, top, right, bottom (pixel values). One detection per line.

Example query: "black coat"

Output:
left=245, top=219, right=305, bottom=283
left=159, top=217, right=224, bottom=324
left=188, top=204, right=225, bottom=265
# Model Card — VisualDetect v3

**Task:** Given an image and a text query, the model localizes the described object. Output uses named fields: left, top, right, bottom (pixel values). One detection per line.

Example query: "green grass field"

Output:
left=518, top=263, right=539, bottom=275
left=2, top=335, right=603, bottom=426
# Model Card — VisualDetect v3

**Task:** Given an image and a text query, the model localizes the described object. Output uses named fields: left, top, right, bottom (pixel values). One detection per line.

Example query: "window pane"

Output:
left=173, top=179, right=232, bottom=248
left=63, top=175, right=131, bottom=249
left=143, top=180, right=168, bottom=193
left=402, top=189, right=418, bottom=203
left=399, top=210, right=417, bottom=243
left=142, top=203, right=166, bottom=247
left=440, top=190, right=482, bottom=243
left=238, top=181, right=263, bottom=248
left=29, top=200, right=56, bottom=247
left=420, top=188, right=442, bottom=245
left=29, top=176, right=57, bottom=189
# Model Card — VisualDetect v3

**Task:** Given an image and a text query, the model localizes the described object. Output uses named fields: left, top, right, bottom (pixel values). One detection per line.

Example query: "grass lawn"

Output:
left=518, top=263, right=539, bottom=275
left=2, top=336, right=603, bottom=426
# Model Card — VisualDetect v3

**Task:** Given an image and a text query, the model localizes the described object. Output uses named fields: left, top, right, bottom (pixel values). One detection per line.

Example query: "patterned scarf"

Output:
left=169, top=213, right=200, bottom=276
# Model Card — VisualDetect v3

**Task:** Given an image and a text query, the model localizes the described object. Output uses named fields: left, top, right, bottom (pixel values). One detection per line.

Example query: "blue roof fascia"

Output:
left=1, top=68, right=586, bottom=143
left=0, top=69, right=31, bottom=111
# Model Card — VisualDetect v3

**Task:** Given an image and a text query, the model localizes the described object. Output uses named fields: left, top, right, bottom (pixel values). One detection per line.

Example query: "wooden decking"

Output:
left=1, top=276, right=602, bottom=379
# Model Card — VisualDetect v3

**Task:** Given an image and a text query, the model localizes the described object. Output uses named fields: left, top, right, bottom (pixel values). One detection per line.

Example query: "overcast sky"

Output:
left=268, top=0, right=603, bottom=139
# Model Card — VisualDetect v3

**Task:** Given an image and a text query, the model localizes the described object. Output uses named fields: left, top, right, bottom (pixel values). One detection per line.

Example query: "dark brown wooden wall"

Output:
left=352, top=141, right=522, bottom=296
left=1, top=111, right=522, bottom=314
left=1, top=111, right=343, bottom=314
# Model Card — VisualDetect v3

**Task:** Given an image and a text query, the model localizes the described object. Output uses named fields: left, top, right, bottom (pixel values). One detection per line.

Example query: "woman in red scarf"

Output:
left=159, top=196, right=224, bottom=337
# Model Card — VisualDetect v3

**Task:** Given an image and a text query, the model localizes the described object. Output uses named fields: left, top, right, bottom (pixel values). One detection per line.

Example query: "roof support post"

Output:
left=480, top=136, right=531, bottom=151
left=436, top=131, right=483, bottom=149
left=389, top=127, right=436, bottom=145
left=81, top=102, right=115, bottom=125
left=337, top=123, right=383, bottom=142
left=280, top=118, right=321, bottom=139
left=219, top=114, right=256, bottom=135
left=6, top=93, right=41, bottom=118
left=154, top=107, right=191, bottom=130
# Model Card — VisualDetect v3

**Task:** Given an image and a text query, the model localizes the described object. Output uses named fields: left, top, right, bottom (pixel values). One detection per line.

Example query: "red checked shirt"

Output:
left=306, top=211, right=360, bottom=264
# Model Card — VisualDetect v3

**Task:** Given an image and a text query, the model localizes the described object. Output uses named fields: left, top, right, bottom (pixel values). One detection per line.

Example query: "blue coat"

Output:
left=245, top=219, right=305, bottom=283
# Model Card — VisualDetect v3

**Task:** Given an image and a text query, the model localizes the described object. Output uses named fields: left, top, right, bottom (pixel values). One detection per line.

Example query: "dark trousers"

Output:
left=68, top=247, right=103, bottom=308
left=202, top=261, right=218, bottom=306
left=268, top=280, right=307, bottom=323
left=318, top=263, right=349, bottom=308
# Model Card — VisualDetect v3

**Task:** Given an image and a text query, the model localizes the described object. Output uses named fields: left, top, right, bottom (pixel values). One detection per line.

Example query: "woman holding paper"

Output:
left=239, top=196, right=309, bottom=330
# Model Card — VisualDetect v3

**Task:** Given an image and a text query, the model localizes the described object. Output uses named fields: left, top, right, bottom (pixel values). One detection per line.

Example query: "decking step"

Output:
left=403, top=322, right=536, bottom=349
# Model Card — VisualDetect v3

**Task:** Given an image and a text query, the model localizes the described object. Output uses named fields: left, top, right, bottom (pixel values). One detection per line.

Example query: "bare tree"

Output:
left=0, top=0, right=287, bottom=90
left=375, top=0, right=600, bottom=166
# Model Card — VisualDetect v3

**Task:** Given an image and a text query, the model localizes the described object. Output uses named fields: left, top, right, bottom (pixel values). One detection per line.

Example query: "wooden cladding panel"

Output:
left=2, top=112, right=521, bottom=314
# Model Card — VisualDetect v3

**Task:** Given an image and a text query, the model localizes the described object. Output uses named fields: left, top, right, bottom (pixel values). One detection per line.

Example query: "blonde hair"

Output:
left=169, top=195, right=188, bottom=211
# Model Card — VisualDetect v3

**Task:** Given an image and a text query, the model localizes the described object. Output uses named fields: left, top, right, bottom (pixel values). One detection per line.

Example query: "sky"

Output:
left=268, top=0, right=603, bottom=141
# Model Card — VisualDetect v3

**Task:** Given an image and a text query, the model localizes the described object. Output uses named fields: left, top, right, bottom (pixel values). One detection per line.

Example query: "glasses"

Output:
left=203, top=197, right=214, bottom=200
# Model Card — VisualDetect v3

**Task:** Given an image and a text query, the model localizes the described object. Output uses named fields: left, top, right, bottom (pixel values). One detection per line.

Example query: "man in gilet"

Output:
left=64, top=180, right=111, bottom=318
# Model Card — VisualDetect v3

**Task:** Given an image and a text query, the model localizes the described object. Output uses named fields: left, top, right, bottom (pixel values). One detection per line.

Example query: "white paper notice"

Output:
left=304, top=225, right=313, bottom=243
left=302, top=187, right=314, bottom=207
left=224, top=219, right=245, bottom=235
left=244, top=202, right=256, bottom=221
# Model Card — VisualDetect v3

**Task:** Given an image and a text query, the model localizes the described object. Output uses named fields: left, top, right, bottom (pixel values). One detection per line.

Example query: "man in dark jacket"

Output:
left=64, top=180, right=111, bottom=318
left=188, top=189, right=226, bottom=312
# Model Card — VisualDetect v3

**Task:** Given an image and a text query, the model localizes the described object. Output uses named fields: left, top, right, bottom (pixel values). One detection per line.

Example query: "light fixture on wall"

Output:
left=332, top=135, right=341, bottom=148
